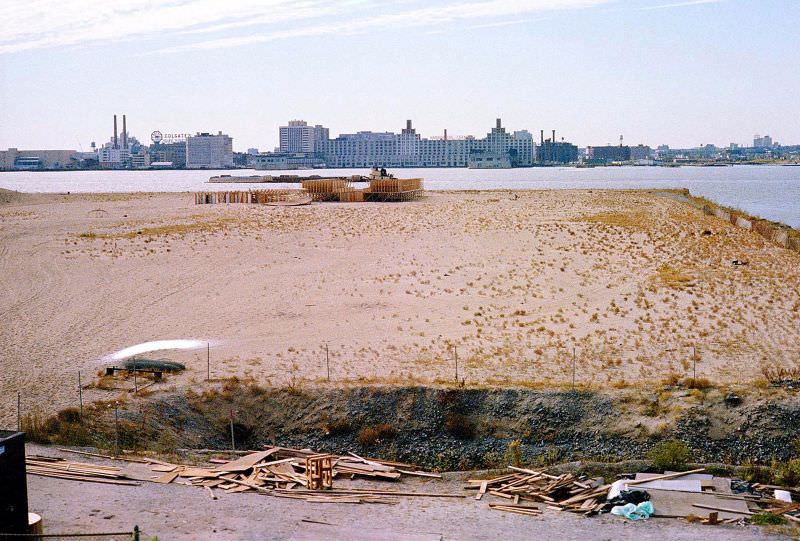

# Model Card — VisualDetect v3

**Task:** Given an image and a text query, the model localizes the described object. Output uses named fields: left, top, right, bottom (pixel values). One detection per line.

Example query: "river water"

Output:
left=2, top=165, right=799, bottom=228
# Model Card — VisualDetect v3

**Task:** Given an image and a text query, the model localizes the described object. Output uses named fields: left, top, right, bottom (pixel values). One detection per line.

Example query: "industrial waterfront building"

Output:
left=0, top=148, right=77, bottom=170
left=148, top=141, right=187, bottom=168
left=257, top=118, right=541, bottom=169
left=186, top=131, right=234, bottom=169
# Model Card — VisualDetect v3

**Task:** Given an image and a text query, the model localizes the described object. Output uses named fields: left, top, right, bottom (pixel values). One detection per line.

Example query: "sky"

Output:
left=0, top=0, right=798, bottom=152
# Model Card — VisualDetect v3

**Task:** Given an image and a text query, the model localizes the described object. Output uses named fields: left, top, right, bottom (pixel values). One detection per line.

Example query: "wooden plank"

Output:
left=215, top=450, right=276, bottom=473
left=626, top=468, right=706, bottom=486
left=154, top=471, right=180, bottom=484
left=692, top=503, right=753, bottom=516
left=26, top=471, right=140, bottom=486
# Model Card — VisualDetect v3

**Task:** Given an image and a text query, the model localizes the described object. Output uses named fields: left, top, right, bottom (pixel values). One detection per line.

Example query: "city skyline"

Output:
left=1, top=0, right=798, bottom=150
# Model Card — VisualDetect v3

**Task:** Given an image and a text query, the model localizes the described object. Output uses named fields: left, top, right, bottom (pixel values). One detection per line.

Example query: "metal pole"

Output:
left=229, top=408, right=235, bottom=451
left=78, top=371, right=83, bottom=420
left=326, top=343, right=330, bottom=382
left=570, top=348, right=575, bottom=389
left=114, top=404, right=120, bottom=456
left=17, top=391, right=21, bottom=432
left=207, top=342, right=210, bottom=382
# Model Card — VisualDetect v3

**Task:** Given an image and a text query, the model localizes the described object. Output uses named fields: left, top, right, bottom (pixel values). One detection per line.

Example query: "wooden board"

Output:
left=214, top=450, right=276, bottom=473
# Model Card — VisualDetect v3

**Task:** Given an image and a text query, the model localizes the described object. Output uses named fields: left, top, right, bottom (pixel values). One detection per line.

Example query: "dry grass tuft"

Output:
left=580, top=212, right=648, bottom=228
left=654, top=263, right=694, bottom=288
left=357, top=423, right=397, bottom=447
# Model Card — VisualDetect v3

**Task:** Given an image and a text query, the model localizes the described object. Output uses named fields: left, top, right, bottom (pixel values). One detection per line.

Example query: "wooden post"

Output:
left=569, top=347, right=575, bottom=389
left=207, top=342, right=210, bottom=382
left=454, top=346, right=458, bottom=383
left=325, top=343, right=330, bottom=382
left=114, top=404, right=120, bottom=456
left=229, top=408, right=235, bottom=451
left=78, top=371, right=83, bottom=420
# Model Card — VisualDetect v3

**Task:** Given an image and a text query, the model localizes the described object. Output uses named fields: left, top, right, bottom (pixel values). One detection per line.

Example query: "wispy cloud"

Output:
left=0, top=0, right=614, bottom=55
left=642, top=0, right=723, bottom=10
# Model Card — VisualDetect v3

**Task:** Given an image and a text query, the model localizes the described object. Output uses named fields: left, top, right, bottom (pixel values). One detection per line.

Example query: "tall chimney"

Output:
left=113, top=115, right=118, bottom=150
left=552, top=130, right=556, bottom=144
left=496, top=118, right=501, bottom=129
left=540, top=130, right=544, bottom=145
left=122, top=114, right=127, bottom=149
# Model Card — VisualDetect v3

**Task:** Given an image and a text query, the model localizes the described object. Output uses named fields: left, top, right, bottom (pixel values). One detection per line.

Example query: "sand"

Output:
left=1, top=189, right=800, bottom=425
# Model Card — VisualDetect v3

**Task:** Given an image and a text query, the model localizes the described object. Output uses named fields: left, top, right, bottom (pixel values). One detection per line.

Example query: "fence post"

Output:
left=572, top=347, right=576, bottom=390
left=78, top=371, right=83, bottom=421
left=229, top=408, right=235, bottom=451
left=325, top=343, right=330, bottom=382
left=454, top=346, right=458, bottom=383
left=114, top=404, right=120, bottom=456
left=134, top=525, right=140, bottom=541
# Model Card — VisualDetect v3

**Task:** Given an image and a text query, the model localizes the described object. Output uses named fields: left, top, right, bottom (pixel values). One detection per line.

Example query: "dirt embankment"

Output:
left=38, top=382, right=800, bottom=470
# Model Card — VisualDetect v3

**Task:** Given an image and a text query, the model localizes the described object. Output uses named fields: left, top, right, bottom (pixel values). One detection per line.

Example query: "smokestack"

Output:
left=552, top=130, right=556, bottom=144
left=496, top=118, right=501, bottom=129
left=113, top=115, right=118, bottom=150
left=122, top=115, right=127, bottom=149
left=540, top=130, right=544, bottom=145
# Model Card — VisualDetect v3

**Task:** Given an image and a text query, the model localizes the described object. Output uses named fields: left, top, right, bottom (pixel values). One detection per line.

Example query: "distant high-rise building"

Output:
left=279, top=120, right=329, bottom=153
left=186, top=131, right=233, bottom=168
left=754, top=134, right=773, bottom=148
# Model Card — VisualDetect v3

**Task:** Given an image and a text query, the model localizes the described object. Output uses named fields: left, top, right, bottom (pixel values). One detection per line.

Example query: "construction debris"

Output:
left=139, top=446, right=454, bottom=504
left=465, top=466, right=610, bottom=515
left=25, top=456, right=140, bottom=486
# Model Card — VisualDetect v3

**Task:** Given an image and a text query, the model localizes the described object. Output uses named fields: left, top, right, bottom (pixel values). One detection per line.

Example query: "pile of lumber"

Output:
left=145, top=447, right=447, bottom=504
left=26, top=456, right=140, bottom=486
left=466, top=466, right=609, bottom=515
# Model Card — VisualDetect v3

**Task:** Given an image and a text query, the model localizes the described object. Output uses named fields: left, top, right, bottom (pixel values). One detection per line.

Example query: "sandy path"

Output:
left=1, top=190, right=799, bottom=425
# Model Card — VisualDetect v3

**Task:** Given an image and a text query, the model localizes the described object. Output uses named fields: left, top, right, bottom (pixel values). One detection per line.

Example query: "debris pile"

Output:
left=466, top=466, right=609, bottom=515
left=145, top=447, right=454, bottom=504
left=26, top=456, right=140, bottom=486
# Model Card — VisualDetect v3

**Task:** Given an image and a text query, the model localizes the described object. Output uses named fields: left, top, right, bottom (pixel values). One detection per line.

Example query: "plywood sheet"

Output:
left=647, top=489, right=751, bottom=519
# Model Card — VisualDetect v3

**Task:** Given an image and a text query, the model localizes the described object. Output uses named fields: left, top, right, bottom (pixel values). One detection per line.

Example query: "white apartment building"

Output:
left=317, top=119, right=534, bottom=168
left=186, top=132, right=234, bottom=169
left=279, top=120, right=329, bottom=153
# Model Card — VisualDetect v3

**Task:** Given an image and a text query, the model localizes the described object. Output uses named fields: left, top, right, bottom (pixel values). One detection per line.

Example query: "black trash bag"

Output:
left=606, top=489, right=651, bottom=508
